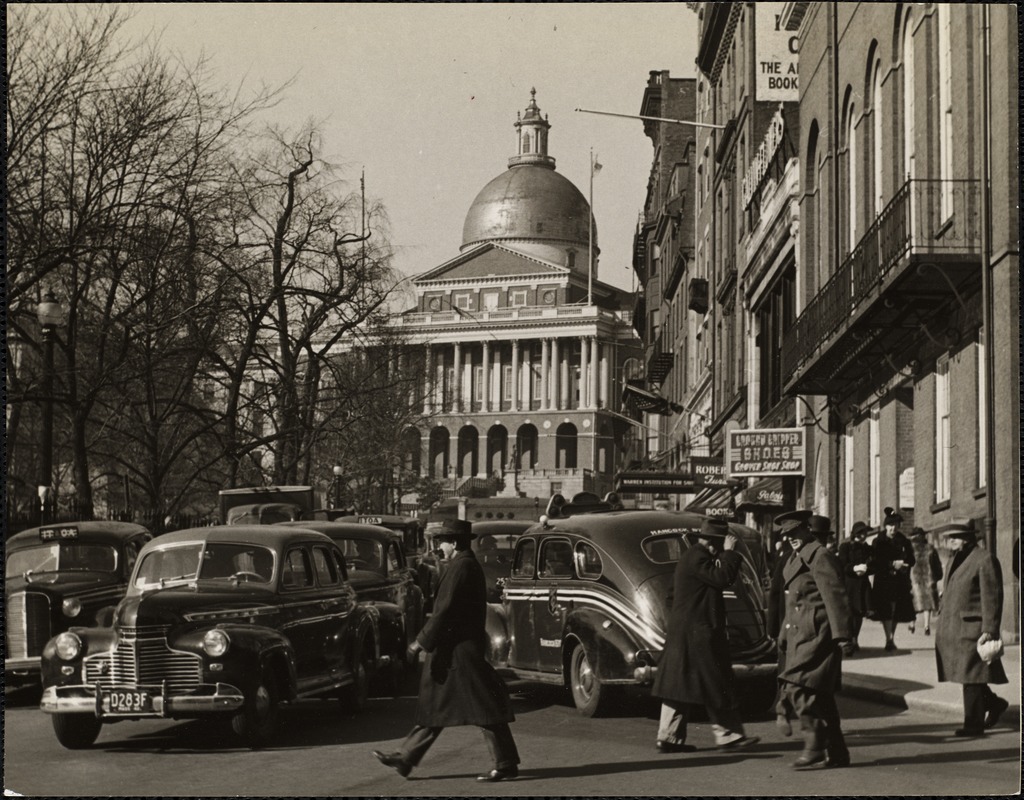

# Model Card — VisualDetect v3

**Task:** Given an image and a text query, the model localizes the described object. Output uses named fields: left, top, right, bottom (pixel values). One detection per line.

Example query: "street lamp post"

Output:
left=332, top=465, right=344, bottom=510
left=36, top=291, right=63, bottom=526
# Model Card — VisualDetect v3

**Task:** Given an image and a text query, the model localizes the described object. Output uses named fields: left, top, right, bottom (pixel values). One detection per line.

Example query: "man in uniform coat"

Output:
left=652, top=517, right=760, bottom=752
left=934, top=521, right=1010, bottom=736
left=775, top=510, right=854, bottom=770
left=373, top=519, right=520, bottom=782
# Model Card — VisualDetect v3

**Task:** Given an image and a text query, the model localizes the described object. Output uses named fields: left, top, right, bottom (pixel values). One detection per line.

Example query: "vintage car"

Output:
left=6, top=522, right=152, bottom=685
left=280, top=520, right=424, bottom=687
left=39, top=525, right=386, bottom=749
left=486, top=493, right=777, bottom=717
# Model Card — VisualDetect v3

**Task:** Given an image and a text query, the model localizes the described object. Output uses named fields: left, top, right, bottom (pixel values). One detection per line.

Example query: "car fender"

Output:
left=485, top=602, right=511, bottom=664
left=563, top=607, right=640, bottom=682
left=350, top=604, right=382, bottom=667
left=171, top=625, right=298, bottom=699
left=40, top=626, right=117, bottom=687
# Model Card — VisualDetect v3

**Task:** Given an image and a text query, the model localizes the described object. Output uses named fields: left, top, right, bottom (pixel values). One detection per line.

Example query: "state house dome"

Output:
left=461, top=89, right=599, bottom=271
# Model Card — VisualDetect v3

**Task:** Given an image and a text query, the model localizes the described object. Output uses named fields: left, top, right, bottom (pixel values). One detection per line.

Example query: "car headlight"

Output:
left=202, top=629, right=230, bottom=657
left=62, top=598, right=82, bottom=618
left=54, top=632, right=82, bottom=661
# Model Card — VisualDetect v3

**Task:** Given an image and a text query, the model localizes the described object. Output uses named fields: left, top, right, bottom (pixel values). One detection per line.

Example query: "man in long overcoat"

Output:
left=373, top=519, right=519, bottom=782
left=934, top=522, right=1010, bottom=736
left=652, top=517, right=759, bottom=752
left=775, top=510, right=854, bottom=770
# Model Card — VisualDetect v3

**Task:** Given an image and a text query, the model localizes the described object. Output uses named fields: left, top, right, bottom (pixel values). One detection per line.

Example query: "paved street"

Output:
left=5, top=678, right=1019, bottom=797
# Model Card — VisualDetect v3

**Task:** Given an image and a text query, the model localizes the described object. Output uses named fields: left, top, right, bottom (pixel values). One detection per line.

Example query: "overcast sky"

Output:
left=114, top=3, right=701, bottom=292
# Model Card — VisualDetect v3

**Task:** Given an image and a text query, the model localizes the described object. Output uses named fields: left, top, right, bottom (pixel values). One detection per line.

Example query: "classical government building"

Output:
left=394, top=90, right=640, bottom=500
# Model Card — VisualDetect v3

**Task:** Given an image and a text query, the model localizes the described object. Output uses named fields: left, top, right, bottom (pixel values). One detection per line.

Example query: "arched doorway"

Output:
left=457, top=425, right=479, bottom=478
left=516, top=424, right=539, bottom=470
left=429, top=427, right=450, bottom=479
left=555, top=422, right=578, bottom=469
left=487, top=425, right=508, bottom=477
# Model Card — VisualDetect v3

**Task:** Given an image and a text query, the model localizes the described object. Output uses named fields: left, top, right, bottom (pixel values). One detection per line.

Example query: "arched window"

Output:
left=902, top=11, right=915, bottom=182
left=845, top=96, right=858, bottom=252
left=937, top=3, right=953, bottom=218
left=872, top=58, right=884, bottom=216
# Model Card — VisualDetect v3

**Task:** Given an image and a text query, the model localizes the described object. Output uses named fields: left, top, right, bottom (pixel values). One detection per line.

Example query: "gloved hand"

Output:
left=407, top=640, right=423, bottom=663
left=837, top=639, right=856, bottom=657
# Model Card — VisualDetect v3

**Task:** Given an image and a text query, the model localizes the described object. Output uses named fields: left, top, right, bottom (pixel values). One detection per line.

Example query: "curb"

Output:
left=839, top=675, right=962, bottom=721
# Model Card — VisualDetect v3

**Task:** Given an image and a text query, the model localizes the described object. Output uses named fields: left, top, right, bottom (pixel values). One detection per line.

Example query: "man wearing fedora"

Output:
left=652, top=517, right=760, bottom=753
left=934, top=521, right=1010, bottom=737
left=775, top=510, right=854, bottom=770
left=373, top=518, right=520, bottom=782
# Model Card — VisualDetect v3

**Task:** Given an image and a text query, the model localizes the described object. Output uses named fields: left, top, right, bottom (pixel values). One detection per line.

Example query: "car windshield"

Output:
left=131, top=542, right=275, bottom=592
left=338, top=538, right=384, bottom=573
left=6, top=543, right=117, bottom=578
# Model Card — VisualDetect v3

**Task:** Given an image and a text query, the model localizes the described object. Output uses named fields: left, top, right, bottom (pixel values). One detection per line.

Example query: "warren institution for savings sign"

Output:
left=727, top=428, right=805, bottom=478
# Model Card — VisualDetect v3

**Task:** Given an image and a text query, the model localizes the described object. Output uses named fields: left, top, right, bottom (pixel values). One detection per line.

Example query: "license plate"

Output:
left=105, top=690, right=151, bottom=714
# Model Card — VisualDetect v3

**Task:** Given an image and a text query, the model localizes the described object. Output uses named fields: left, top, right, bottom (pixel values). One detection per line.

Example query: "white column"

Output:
left=551, top=338, right=560, bottom=411
left=522, top=342, right=532, bottom=409
left=511, top=340, right=520, bottom=412
left=599, top=342, right=609, bottom=409
left=453, top=342, right=462, bottom=414
left=580, top=335, right=590, bottom=409
left=560, top=343, right=570, bottom=410
left=491, top=343, right=502, bottom=412
left=481, top=341, right=490, bottom=413
left=423, top=343, right=433, bottom=414
left=590, top=337, right=600, bottom=411
left=541, top=339, right=550, bottom=410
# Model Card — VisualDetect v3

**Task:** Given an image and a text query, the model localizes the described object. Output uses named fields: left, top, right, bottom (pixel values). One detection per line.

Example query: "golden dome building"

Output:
left=396, top=89, right=641, bottom=501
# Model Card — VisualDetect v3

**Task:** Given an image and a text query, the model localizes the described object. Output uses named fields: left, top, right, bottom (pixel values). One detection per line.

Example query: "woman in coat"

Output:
left=837, top=521, right=872, bottom=652
left=775, top=511, right=854, bottom=770
left=869, top=507, right=916, bottom=650
left=908, top=527, right=942, bottom=635
left=652, top=517, right=759, bottom=752
left=934, top=522, right=1009, bottom=736
left=373, top=519, right=519, bottom=782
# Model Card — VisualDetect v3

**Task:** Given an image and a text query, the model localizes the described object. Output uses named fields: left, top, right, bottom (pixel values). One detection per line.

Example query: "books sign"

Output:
left=727, top=428, right=806, bottom=477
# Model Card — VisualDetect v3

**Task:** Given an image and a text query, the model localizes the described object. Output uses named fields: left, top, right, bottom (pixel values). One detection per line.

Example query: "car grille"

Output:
left=6, top=592, right=51, bottom=660
left=84, top=625, right=203, bottom=692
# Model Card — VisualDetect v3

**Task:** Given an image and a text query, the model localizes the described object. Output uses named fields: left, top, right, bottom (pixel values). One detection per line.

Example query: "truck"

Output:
left=218, top=486, right=316, bottom=525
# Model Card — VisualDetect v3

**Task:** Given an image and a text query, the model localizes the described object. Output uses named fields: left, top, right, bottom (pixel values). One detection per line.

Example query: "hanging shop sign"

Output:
left=755, top=3, right=799, bottom=102
left=735, top=477, right=793, bottom=513
left=742, top=106, right=786, bottom=208
left=691, top=456, right=730, bottom=488
left=727, top=427, right=806, bottom=477
left=615, top=471, right=696, bottom=495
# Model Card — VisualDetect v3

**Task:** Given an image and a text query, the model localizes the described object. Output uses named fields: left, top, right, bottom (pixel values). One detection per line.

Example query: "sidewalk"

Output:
left=839, top=619, right=1020, bottom=724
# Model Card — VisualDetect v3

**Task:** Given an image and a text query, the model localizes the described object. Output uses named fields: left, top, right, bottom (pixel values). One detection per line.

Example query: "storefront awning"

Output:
left=735, top=477, right=792, bottom=514
left=622, top=381, right=685, bottom=417
left=685, top=486, right=736, bottom=519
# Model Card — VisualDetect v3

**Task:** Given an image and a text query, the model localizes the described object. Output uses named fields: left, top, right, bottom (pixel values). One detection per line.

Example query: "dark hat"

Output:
left=699, top=517, right=730, bottom=538
left=910, top=526, right=927, bottom=537
left=934, top=519, right=976, bottom=539
left=849, top=520, right=870, bottom=538
left=434, top=518, right=475, bottom=541
left=883, top=507, right=903, bottom=526
left=808, top=515, right=832, bottom=536
left=774, top=509, right=813, bottom=535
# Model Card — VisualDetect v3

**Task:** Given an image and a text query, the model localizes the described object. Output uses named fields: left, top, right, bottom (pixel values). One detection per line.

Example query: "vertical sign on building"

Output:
left=757, top=4, right=799, bottom=102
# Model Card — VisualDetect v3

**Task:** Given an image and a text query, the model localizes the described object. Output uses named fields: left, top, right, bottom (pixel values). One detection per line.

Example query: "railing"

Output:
left=400, top=305, right=632, bottom=327
left=782, top=179, right=980, bottom=382
left=646, top=329, right=675, bottom=383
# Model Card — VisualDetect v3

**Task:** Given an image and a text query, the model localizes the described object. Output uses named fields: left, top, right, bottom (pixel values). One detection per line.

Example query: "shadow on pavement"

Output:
left=4, top=683, right=43, bottom=707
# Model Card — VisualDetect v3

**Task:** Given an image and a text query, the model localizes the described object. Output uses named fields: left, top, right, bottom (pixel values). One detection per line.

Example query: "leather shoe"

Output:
left=826, top=750, right=851, bottom=768
left=372, top=750, right=412, bottom=778
left=985, top=697, right=1009, bottom=729
left=717, top=735, right=760, bottom=750
left=793, top=750, right=828, bottom=770
left=953, top=727, right=985, bottom=738
left=656, top=740, right=697, bottom=753
left=477, top=766, right=518, bottom=782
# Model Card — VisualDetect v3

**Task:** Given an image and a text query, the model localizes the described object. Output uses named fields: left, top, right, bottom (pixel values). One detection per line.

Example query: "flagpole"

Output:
left=588, top=148, right=594, bottom=305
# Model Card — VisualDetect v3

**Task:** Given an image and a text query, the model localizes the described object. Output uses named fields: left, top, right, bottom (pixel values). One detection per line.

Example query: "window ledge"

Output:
left=971, top=486, right=988, bottom=500
left=929, top=499, right=952, bottom=513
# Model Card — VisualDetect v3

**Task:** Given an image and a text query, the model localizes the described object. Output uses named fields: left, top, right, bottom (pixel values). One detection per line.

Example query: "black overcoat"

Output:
left=869, top=531, right=916, bottom=622
left=414, top=549, right=513, bottom=727
left=935, top=543, right=1008, bottom=685
left=652, top=543, right=741, bottom=706
left=837, top=539, right=872, bottom=617
left=778, top=540, right=853, bottom=691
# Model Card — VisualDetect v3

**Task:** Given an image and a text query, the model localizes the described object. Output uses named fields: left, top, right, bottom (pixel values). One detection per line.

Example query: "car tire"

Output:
left=231, top=666, right=280, bottom=748
left=52, top=713, right=102, bottom=749
left=569, top=642, right=613, bottom=717
left=340, top=640, right=371, bottom=711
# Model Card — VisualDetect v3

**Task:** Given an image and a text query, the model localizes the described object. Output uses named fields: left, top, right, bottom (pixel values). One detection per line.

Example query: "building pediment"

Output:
left=414, top=243, right=570, bottom=286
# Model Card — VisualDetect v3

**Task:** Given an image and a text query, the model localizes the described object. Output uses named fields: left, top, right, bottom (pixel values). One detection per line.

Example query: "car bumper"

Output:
left=40, top=682, right=245, bottom=717
left=633, top=661, right=778, bottom=684
left=5, top=657, right=41, bottom=675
